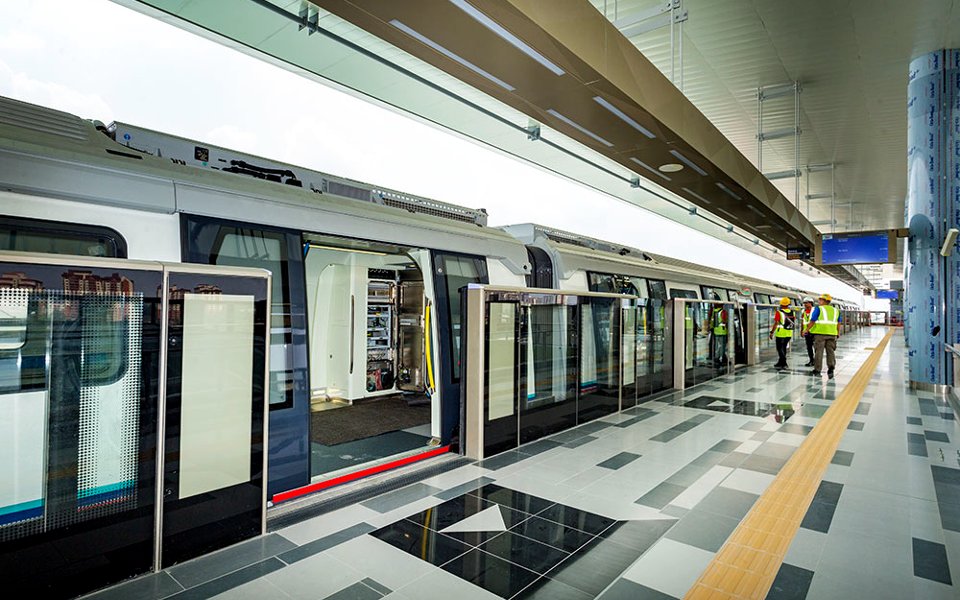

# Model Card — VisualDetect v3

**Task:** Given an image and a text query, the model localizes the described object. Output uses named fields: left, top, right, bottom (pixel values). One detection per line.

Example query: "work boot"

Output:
left=804, top=361, right=814, bottom=367
left=827, top=368, right=835, bottom=378
left=810, top=370, right=821, bottom=376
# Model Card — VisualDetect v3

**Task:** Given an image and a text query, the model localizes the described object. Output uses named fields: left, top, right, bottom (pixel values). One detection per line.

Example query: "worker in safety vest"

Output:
left=768, top=297, right=796, bottom=369
left=803, top=293, right=841, bottom=378
left=801, top=297, right=815, bottom=366
left=710, top=294, right=728, bottom=367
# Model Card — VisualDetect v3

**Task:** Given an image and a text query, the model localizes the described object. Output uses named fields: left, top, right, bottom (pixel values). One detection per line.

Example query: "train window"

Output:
left=182, top=216, right=308, bottom=411
left=587, top=272, right=646, bottom=296
left=647, top=280, right=667, bottom=299
left=670, top=289, right=698, bottom=300
left=700, top=286, right=728, bottom=302
left=0, top=216, right=127, bottom=258
left=436, top=253, right=488, bottom=383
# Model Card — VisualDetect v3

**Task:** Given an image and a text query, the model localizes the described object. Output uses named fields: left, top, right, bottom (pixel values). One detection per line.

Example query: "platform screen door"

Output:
left=159, top=267, right=269, bottom=568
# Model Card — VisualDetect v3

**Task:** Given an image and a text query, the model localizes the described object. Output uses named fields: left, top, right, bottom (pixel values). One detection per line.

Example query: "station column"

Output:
left=906, top=50, right=960, bottom=386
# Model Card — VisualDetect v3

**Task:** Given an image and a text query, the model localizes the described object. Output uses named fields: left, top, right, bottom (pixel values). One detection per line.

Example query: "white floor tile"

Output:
left=719, top=468, right=775, bottom=495
left=621, top=538, right=714, bottom=597
left=671, top=466, right=734, bottom=509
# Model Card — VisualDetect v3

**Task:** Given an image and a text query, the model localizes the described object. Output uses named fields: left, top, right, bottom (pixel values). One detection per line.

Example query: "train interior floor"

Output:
left=87, top=327, right=960, bottom=600
left=310, top=395, right=433, bottom=477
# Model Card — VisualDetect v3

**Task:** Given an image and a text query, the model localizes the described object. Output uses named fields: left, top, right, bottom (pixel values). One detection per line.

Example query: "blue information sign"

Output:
left=820, top=232, right=890, bottom=265
left=877, top=289, right=899, bottom=299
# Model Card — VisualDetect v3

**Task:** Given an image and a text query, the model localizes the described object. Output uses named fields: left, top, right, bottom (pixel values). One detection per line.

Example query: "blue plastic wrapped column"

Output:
left=906, top=50, right=960, bottom=385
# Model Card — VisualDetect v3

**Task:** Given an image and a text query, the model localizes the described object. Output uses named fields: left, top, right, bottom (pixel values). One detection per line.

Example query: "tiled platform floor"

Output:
left=87, top=328, right=960, bottom=599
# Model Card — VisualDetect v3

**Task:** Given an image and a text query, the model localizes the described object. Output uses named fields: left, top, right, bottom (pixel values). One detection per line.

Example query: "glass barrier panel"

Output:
left=685, top=302, right=726, bottom=387
left=579, top=297, right=620, bottom=422
left=648, top=299, right=670, bottom=397
left=621, top=302, right=637, bottom=409
left=483, top=301, right=520, bottom=456
left=756, top=307, right=778, bottom=362
left=519, top=300, right=577, bottom=444
left=0, top=262, right=162, bottom=598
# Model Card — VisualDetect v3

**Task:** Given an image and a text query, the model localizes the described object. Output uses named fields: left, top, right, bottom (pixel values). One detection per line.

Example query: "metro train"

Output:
left=0, top=95, right=857, bottom=507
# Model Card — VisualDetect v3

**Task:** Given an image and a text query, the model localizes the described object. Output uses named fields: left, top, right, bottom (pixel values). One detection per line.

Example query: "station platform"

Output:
left=85, top=327, right=959, bottom=600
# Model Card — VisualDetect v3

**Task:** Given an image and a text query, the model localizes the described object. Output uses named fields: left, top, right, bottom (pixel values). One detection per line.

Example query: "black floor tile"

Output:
left=323, top=581, right=383, bottom=600
left=740, top=421, right=766, bottom=432
left=684, top=396, right=795, bottom=423
left=830, top=450, right=854, bottom=467
left=564, top=435, right=597, bottom=448
left=613, top=416, right=643, bottom=428
left=846, top=420, right=865, bottom=431
left=740, top=453, right=788, bottom=475
left=278, top=522, right=375, bottom=564
left=695, top=487, right=758, bottom=520
left=406, top=494, right=526, bottom=542
left=435, top=477, right=498, bottom=501
left=168, top=533, right=295, bottom=588
left=167, top=558, right=285, bottom=600
left=518, top=439, right=563, bottom=457
left=370, top=519, right=471, bottom=566
left=469, top=484, right=555, bottom=516
left=478, top=531, right=570, bottom=574
left=574, top=421, right=614, bottom=435
left=546, top=537, right=645, bottom=597
left=854, top=402, right=871, bottom=415
left=636, top=482, right=686, bottom=509
left=925, top=430, right=950, bottom=443
left=508, top=516, right=596, bottom=552
left=480, top=450, right=530, bottom=470
left=719, top=451, right=750, bottom=468
left=765, top=563, right=813, bottom=599
left=515, top=576, right=594, bottom=599
left=598, top=452, right=641, bottom=470
left=537, top=503, right=616, bottom=535
left=710, top=439, right=743, bottom=453
left=908, top=432, right=929, bottom=457
left=751, top=430, right=775, bottom=442
left=913, top=537, right=953, bottom=584
left=440, top=548, right=540, bottom=599
left=778, top=423, right=814, bottom=436
left=598, top=519, right=677, bottom=553
left=360, top=578, right=391, bottom=596
left=598, top=578, right=678, bottom=599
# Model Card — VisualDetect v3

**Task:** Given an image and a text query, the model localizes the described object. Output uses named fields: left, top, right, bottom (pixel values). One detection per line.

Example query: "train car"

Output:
left=0, top=96, right=858, bottom=508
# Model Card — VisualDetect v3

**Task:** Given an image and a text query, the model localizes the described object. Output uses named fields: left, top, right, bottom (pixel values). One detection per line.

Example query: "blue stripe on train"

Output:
left=0, top=499, right=43, bottom=526
left=78, top=481, right=134, bottom=507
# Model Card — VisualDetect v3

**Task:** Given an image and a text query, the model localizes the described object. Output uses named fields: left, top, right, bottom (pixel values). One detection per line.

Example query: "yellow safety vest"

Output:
left=775, top=308, right=796, bottom=338
left=802, top=307, right=812, bottom=329
left=809, top=304, right=839, bottom=336
left=712, top=307, right=727, bottom=335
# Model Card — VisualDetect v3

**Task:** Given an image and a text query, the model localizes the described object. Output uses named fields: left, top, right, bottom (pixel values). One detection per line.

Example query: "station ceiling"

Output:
left=114, top=0, right=947, bottom=291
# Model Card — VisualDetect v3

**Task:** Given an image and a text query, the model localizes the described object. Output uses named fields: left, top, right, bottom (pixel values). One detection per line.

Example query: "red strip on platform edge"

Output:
left=271, top=445, right=451, bottom=504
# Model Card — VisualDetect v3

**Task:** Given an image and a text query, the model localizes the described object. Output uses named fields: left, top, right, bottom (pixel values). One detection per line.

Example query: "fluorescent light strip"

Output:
left=715, top=207, right=738, bottom=221
left=669, top=150, right=708, bottom=176
left=681, top=187, right=711, bottom=205
left=630, top=157, right=671, bottom=181
left=546, top=109, right=614, bottom=147
left=390, top=20, right=515, bottom=91
left=449, top=0, right=565, bottom=76
left=593, top=96, right=656, bottom=139
left=716, top=182, right=742, bottom=200
left=746, top=204, right=766, bottom=217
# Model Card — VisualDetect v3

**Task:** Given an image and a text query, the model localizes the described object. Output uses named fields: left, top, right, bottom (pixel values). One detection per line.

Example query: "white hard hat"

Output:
left=803, top=296, right=814, bottom=303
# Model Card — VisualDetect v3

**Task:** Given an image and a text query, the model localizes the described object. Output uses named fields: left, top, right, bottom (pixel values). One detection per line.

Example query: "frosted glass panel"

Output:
left=179, top=293, right=254, bottom=499
left=487, top=303, right=515, bottom=420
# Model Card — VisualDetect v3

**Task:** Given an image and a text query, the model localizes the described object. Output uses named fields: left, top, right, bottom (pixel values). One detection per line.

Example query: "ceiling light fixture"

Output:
left=449, top=0, right=565, bottom=75
left=390, top=19, right=515, bottom=91
left=659, top=163, right=683, bottom=173
left=681, top=187, right=711, bottom=205
left=593, top=96, right=656, bottom=139
left=716, top=182, right=742, bottom=200
left=546, top=109, right=614, bottom=147
left=630, top=157, right=671, bottom=181
left=668, top=150, right=708, bottom=176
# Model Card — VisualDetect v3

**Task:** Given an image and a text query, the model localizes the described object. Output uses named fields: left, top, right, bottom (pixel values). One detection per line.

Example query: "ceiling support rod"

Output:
left=757, top=81, right=802, bottom=207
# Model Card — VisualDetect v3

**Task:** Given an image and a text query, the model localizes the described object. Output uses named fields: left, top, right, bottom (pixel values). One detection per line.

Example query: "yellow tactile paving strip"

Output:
left=685, top=328, right=895, bottom=600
